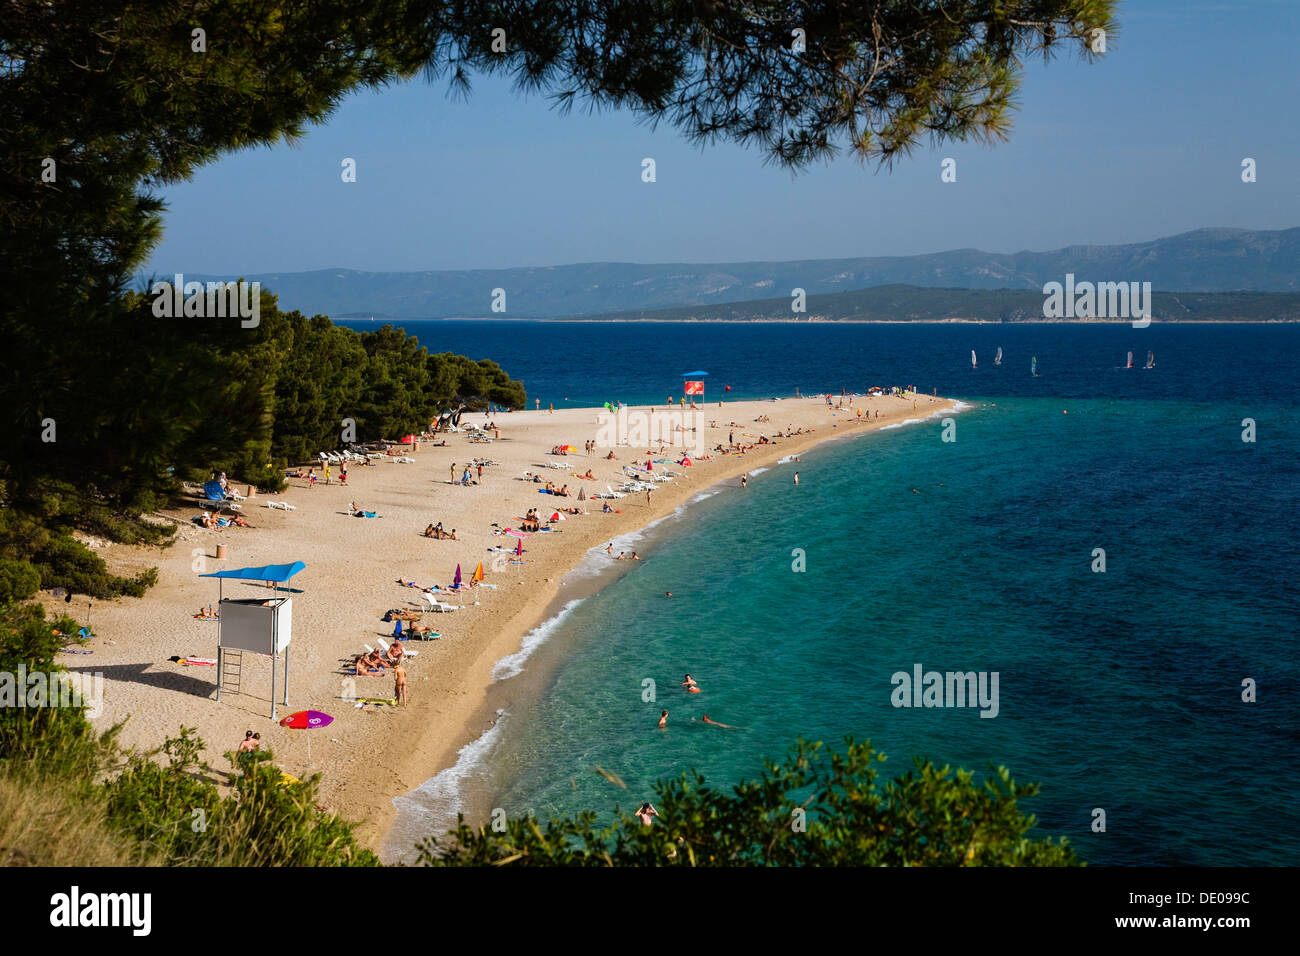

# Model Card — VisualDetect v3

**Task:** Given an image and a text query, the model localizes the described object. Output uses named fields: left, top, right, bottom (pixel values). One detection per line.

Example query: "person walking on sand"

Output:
left=477, top=463, right=483, bottom=481
left=657, top=709, right=668, bottom=729
left=324, top=463, right=330, bottom=485
left=394, top=663, right=408, bottom=705
left=646, top=488, right=653, bottom=505
left=449, top=462, right=456, bottom=484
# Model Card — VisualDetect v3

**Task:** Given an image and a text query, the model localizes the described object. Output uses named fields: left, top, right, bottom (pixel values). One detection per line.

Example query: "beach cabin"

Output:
left=200, top=561, right=304, bottom=719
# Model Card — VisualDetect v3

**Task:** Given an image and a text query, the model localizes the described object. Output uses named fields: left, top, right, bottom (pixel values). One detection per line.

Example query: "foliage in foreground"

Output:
left=1, top=601, right=378, bottom=866
left=417, top=738, right=1080, bottom=867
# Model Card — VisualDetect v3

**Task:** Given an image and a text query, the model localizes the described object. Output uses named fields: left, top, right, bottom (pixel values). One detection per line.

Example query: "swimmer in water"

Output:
left=657, top=709, right=668, bottom=729
left=700, top=714, right=738, bottom=728
left=635, top=802, right=659, bottom=826
left=681, top=673, right=699, bottom=690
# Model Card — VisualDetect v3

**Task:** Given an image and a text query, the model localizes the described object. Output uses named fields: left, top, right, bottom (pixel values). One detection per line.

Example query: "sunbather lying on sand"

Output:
left=354, top=654, right=383, bottom=676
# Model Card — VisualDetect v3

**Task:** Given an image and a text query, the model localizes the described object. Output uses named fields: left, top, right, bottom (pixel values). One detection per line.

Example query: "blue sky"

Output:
left=145, top=1, right=1299, bottom=274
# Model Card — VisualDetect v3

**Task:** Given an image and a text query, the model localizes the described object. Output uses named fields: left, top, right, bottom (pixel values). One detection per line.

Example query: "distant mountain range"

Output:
left=142, top=227, right=1300, bottom=320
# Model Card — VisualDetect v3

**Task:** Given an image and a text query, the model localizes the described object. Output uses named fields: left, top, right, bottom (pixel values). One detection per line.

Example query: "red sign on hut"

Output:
left=684, top=380, right=704, bottom=396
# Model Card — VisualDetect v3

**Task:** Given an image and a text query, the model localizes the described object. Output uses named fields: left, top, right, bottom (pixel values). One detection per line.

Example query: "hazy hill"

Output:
left=574, top=284, right=1300, bottom=323
left=141, top=227, right=1300, bottom=319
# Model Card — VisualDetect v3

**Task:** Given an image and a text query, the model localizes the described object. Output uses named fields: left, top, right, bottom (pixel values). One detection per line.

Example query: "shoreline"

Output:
left=56, top=393, right=963, bottom=855
left=375, top=394, right=969, bottom=858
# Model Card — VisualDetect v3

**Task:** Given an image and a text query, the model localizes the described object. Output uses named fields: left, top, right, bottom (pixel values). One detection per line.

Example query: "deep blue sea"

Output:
left=350, top=321, right=1300, bottom=866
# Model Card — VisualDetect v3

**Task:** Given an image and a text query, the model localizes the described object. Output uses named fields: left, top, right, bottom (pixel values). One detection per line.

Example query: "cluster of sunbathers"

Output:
left=423, top=522, right=457, bottom=539
left=194, top=512, right=249, bottom=529
left=353, top=647, right=400, bottom=675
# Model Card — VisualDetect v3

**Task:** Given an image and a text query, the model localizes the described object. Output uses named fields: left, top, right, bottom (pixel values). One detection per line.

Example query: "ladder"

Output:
left=219, top=648, right=243, bottom=698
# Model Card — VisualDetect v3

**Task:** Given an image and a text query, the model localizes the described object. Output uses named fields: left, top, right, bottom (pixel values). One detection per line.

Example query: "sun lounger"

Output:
left=422, top=593, right=459, bottom=613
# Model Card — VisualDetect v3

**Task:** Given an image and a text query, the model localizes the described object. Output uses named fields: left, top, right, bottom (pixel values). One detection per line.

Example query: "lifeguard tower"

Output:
left=199, top=561, right=304, bottom=719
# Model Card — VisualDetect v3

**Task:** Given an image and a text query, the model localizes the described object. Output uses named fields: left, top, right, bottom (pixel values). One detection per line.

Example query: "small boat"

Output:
left=994, top=347, right=1003, bottom=366
left=1031, top=356, right=1039, bottom=377
left=1126, top=350, right=1134, bottom=369
left=1145, top=350, right=1155, bottom=369
left=971, top=350, right=977, bottom=368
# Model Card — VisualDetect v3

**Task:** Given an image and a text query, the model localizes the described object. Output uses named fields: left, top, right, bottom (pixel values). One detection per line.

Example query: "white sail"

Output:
left=971, top=350, right=977, bottom=368
left=1145, top=350, right=1155, bottom=369
left=1126, top=351, right=1134, bottom=368
left=994, top=347, right=1003, bottom=366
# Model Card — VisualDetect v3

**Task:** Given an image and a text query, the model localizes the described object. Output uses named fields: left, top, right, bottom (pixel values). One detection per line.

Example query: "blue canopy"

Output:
left=681, top=371, right=709, bottom=377
left=200, top=561, right=306, bottom=583
left=202, top=480, right=227, bottom=501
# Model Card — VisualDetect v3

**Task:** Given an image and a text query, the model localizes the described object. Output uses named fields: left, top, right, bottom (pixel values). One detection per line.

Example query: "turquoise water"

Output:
left=376, top=324, right=1299, bottom=866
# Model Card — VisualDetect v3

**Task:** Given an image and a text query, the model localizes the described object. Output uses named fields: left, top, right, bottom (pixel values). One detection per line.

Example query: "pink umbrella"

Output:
left=279, top=710, right=333, bottom=762
left=454, top=564, right=462, bottom=588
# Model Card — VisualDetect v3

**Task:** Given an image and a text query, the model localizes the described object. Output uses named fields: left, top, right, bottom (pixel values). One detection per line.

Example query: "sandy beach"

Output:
left=47, top=391, right=959, bottom=851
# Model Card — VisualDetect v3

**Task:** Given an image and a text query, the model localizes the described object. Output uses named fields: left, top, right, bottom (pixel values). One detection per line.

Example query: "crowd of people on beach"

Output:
left=188, top=402, right=877, bottom=830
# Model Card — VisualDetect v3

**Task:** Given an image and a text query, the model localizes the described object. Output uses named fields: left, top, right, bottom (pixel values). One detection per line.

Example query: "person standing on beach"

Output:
left=646, top=488, right=653, bottom=505
left=324, top=463, right=331, bottom=485
left=535, top=399, right=540, bottom=410
left=658, top=709, right=668, bottom=729
left=477, top=463, right=483, bottom=482
left=740, top=473, right=748, bottom=489
left=449, top=462, right=456, bottom=484
left=394, top=663, right=408, bottom=705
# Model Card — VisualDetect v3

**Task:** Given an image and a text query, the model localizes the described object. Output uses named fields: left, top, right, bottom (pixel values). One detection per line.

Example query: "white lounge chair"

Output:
left=422, top=593, right=459, bottom=613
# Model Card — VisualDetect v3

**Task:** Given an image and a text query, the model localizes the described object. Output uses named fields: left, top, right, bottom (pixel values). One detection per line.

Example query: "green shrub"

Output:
left=417, top=737, right=1081, bottom=867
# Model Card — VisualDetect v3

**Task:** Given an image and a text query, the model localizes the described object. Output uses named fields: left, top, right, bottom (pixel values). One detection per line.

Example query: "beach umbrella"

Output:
left=454, top=564, right=462, bottom=588
left=472, top=562, right=484, bottom=583
left=681, top=371, right=709, bottom=377
left=516, top=536, right=523, bottom=557
left=279, top=709, right=333, bottom=762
